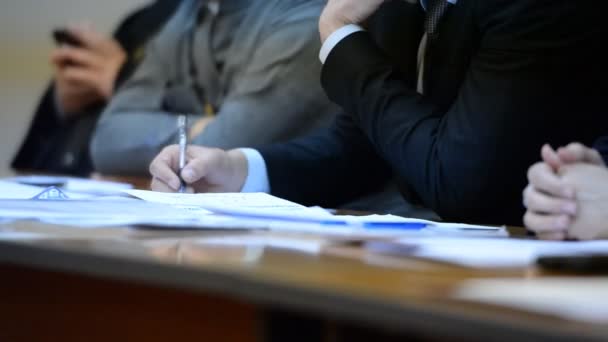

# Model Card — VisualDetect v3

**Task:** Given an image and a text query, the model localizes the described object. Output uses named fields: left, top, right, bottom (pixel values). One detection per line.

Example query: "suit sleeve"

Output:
left=321, top=0, right=608, bottom=224
left=192, top=18, right=336, bottom=149
left=89, top=30, right=190, bottom=175
left=259, top=1, right=423, bottom=209
left=259, top=112, right=392, bottom=208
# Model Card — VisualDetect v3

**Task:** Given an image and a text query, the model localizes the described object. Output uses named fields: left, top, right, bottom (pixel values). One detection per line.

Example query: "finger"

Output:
left=61, top=68, right=99, bottom=86
left=540, top=144, right=561, bottom=170
left=150, top=177, right=177, bottom=193
left=67, top=26, right=105, bottom=50
left=52, top=47, right=104, bottom=69
left=523, top=185, right=577, bottom=215
left=527, top=162, right=575, bottom=199
left=536, top=231, right=567, bottom=241
left=558, top=142, right=605, bottom=166
left=149, top=146, right=181, bottom=190
left=181, top=155, right=213, bottom=184
left=523, top=211, right=571, bottom=233
left=61, top=67, right=113, bottom=97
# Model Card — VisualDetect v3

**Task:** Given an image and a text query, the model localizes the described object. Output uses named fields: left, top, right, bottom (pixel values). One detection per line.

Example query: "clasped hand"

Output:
left=523, top=143, right=608, bottom=240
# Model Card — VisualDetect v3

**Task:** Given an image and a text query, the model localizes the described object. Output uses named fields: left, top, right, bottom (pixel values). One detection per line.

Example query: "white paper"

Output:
left=63, top=177, right=133, bottom=195
left=0, top=180, right=92, bottom=200
left=124, top=190, right=503, bottom=234
left=454, top=278, right=608, bottom=323
left=0, top=180, right=52, bottom=199
left=0, top=231, right=47, bottom=240
left=124, top=190, right=334, bottom=221
left=0, top=196, right=313, bottom=230
left=8, top=176, right=133, bottom=196
left=126, top=190, right=318, bottom=210
left=0, top=199, right=213, bottom=228
left=372, top=237, right=608, bottom=268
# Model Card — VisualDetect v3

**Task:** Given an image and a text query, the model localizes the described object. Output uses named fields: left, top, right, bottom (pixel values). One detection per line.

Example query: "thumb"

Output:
left=180, top=151, right=218, bottom=184
left=558, top=142, right=605, bottom=166
left=541, top=144, right=561, bottom=171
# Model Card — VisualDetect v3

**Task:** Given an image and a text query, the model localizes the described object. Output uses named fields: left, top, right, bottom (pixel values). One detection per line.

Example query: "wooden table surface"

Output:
left=0, top=220, right=606, bottom=341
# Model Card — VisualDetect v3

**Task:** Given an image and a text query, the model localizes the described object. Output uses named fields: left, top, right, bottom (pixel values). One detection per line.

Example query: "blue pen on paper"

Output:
left=320, top=220, right=428, bottom=230
left=192, top=202, right=432, bottom=230
left=203, top=207, right=429, bottom=230
left=362, top=221, right=427, bottom=230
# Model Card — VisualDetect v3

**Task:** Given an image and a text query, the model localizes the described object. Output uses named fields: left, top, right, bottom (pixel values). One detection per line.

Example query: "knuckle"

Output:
left=523, top=211, right=535, bottom=229
left=522, top=185, right=532, bottom=199
left=149, top=163, right=160, bottom=177
left=527, top=163, right=541, bottom=181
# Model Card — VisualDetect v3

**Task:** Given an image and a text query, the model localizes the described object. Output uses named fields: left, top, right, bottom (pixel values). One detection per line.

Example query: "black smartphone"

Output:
left=536, top=254, right=608, bottom=274
left=52, top=28, right=82, bottom=47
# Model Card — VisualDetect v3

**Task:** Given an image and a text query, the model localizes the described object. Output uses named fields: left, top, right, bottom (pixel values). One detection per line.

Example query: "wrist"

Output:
left=319, top=8, right=348, bottom=43
left=227, top=149, right=249, bottom=192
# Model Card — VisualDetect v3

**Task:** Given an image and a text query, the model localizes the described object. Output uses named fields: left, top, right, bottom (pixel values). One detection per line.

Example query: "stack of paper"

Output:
left=0, top=183, right=505, bottom=239
left=125, top=190, right=505, bottom=237
left=7, top=175, right=133, bottom=196
left=0, top=180, right=92, bottom=200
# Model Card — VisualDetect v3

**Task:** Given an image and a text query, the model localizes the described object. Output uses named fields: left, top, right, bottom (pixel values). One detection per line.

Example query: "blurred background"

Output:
left=0, top=0, right=147, bottom=177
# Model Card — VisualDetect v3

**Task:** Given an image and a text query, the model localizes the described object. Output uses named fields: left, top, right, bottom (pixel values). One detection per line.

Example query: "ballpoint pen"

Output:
left=177, top=115, right=188, bottom=193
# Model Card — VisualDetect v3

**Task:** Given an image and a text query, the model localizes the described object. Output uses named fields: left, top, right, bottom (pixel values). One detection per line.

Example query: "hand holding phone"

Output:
left=52, top=28, right=83, bottom=47
left=50, top=26, right=127, bottom=114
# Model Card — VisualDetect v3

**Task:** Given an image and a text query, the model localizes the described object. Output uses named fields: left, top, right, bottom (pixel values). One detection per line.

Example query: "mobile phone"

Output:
left=52, top=28, right=82, bottom=47
left=536, top=254, right=608, bottom=274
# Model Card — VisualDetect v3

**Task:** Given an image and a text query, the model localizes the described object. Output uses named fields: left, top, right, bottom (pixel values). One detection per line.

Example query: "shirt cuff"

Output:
left=319, top=24, right=364, bottom=64
left=239, top=148, right=271, bottom=193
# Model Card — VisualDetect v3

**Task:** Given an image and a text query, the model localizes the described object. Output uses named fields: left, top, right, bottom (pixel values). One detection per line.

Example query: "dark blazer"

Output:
left=259, top=0, right=608, bottom=226
left=593, top=136, right=608, bottom=165
left=11, top=0, right=179, bottom=176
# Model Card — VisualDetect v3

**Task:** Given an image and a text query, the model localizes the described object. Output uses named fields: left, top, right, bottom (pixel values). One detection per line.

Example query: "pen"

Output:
left=361, top=222, right=428, bottom=230
left=177, top=115, right=188, bottom=193
left=320, top=220, right=428, bottom=230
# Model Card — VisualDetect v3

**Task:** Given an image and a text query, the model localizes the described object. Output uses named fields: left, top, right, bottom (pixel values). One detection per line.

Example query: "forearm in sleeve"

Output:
left=321, top=3, right=607, bottom=225
left=192, top=20, right=336, bottom=149
left=259, top=113, right=391, bottom=208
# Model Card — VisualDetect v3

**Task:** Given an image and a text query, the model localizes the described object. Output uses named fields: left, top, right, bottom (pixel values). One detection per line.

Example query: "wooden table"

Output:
left=0, top=221, right=606, bottom=342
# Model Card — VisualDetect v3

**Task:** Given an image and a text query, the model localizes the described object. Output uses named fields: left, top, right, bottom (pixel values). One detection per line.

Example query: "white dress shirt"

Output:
left=239, top=0, right=458, bottom=193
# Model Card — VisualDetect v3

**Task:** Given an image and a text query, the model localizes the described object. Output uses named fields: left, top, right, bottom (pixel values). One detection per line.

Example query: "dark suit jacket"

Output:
left=259, top=0, right=608, bottom=226
left=594, top=136, right=608, bottom=165
left=11, top=0, right=179, bottom=176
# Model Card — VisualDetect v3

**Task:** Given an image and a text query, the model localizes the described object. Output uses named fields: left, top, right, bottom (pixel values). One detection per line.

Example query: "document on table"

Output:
left=0, top=186, right=506, bottom=235
left=124, top=190, right=505, bottom=236
left=366, top=237, right=608, bottom=268
left=6, top=175, right=133, bottom=196
left=454, top=278, right=608, bottom=323
left=124, top=190, right=331, bottom=217
left=0, top=198, right=259, bottom=228
left=0, top=180, right=92, bottom=200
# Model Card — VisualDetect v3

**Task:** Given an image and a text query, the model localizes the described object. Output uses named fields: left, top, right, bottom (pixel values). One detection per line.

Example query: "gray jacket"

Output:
left=91, top=0, right=337, bottom=175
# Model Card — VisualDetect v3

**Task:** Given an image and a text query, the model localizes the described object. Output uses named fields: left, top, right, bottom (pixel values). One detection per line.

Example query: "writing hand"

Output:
left=149, top=145, right=248, bottom=194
